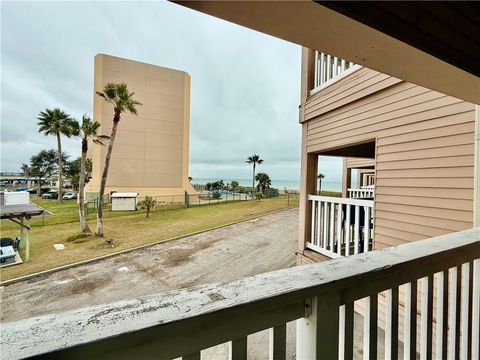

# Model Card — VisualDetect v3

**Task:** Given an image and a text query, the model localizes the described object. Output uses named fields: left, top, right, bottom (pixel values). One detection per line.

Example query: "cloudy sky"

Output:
left=1, top=1, right=342, bottom=182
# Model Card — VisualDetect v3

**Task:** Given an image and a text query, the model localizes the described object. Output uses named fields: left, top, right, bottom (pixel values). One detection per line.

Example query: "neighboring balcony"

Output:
left=308, top=194, right=374, bottom=258
left=348, top=185, right=375, bottom=199
left=311, top=51, right=360, bottom=93
left=2, top=228, right=479, bottom=359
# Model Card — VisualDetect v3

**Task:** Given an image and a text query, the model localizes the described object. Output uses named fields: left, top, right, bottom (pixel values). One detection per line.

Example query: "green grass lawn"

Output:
left=0, top=195, right=302, bottom=281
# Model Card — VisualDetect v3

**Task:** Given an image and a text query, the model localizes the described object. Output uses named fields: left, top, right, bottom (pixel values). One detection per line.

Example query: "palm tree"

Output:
left=246, top=154, right=263, bottom=196
left=317, top=173, right=325, bottom=195
left=95, top=82, right=142, bottom=236
left=138, top=196, right=156, bottom=218
left=38, top=108, right=77, bottom=203
left=231, top=180, right=239, bottom=191
left=255, top=172, right=272, bottom=194
left=76, top=115, right=109, bottom=233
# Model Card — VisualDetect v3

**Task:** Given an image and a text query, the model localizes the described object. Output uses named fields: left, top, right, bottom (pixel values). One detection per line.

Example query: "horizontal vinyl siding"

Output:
left=346, top=157, right=375, bottom=168
left=304, top=68, right=402, bottom=120
left=303, top=68, right=475, bottom=249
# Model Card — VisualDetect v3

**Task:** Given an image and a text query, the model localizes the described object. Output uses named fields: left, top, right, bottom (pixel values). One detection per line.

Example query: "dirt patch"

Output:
left=68, top=277, right=112, bottom=295
left=161, top=237, right=223, bottom=267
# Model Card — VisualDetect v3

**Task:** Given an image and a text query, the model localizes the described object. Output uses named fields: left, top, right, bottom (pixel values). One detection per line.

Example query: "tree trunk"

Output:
left=56, top=133, right=63, bottom=204
left=319, top=179, right=322, bottom=195
left=79, top=140, right=91, bottom=233
left=37, top=177, right=42, bottom=196
left=252, top=163, right=256, bottom=198
left=96, top=110, right=120, bottom=236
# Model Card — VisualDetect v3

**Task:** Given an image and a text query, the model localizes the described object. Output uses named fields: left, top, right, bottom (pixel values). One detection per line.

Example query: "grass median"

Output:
left=0, top=195, right=300, bottom=281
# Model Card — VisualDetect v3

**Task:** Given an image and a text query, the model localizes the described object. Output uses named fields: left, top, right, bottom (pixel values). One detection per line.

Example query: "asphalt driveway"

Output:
left=0, top=208, right=298, bottom=322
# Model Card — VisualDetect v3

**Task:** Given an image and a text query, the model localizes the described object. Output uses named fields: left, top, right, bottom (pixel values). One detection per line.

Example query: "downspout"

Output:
left=474, top=105, right=480, bottom=227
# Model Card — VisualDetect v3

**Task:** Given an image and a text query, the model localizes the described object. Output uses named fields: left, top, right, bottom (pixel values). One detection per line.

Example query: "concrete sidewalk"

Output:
left=0, top=208, right=298, bottom=323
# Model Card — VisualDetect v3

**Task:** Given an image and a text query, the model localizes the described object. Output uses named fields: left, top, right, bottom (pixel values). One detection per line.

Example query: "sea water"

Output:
left=192, top=178, right=344, bottom=192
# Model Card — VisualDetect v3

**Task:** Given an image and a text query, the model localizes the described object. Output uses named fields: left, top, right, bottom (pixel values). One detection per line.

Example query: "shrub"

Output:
left=255, top=192, right=263, bottom=201
left=66, top=233, right=89, bottom=242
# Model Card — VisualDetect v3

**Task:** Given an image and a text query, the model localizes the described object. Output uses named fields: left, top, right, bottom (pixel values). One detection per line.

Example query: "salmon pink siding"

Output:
left=301, top=67, right=475, bottom=250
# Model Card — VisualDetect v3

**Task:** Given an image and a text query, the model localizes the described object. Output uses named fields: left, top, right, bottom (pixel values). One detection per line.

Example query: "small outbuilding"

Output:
left=111, top=192, right=138, bottom=211
left=0, top=203, right=45, bottom=263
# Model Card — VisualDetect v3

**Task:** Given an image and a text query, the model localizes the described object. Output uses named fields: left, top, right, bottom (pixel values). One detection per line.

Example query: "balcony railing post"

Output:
left=269, top=324, right=286, bottom=360
left=296, top=293, right=340, bottom=359
left=229, top=337, right=247, bottom=360
left=472, top=259, right=480, bottom=359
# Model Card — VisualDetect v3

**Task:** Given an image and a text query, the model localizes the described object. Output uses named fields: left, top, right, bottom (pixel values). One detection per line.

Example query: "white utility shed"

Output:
left=111, top=192, right=138, bottom=211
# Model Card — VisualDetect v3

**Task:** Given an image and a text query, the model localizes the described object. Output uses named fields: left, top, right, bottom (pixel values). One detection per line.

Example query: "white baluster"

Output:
left=404, top=281, right=417, bottom=360
left=354, top=205, right=360, bottom=254
left=460, top=263, right=469, bottom=359
left=311, top=200, right=316, bottom=245
left=339, top=304, right=345, bottom=359
left=436, top=272, right=445, bottom=359
left=320, top=53, right=325, bottom=85
left=448, top=267, right=457, bottom=359
left=326, top=55, right=331, bottom=82
left=337, top=203, right=343, bottom=256
left=323, top=201, right=328, bottom=251
left=329, top=202, right=335, bottom=252
left=364, top=206, right=370, bottom=252
left=385, top=289, right=393, bottom=359
left=472, top=259, right=480, bottom=359
left=420, top=277, right=428, bottom=359
left=345, top=205, right=351, bottom=256
left=317, top=201, right=321, bottom=248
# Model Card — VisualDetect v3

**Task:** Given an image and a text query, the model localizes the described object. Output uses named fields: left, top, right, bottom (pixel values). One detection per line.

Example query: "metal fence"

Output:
left=84, top=192, right=299, bottom=213
left=138, top=192, right=299, bottom=208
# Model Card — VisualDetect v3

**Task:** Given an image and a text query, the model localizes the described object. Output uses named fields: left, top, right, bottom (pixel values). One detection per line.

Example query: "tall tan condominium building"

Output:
left=85, top=54, right=196, bottom=199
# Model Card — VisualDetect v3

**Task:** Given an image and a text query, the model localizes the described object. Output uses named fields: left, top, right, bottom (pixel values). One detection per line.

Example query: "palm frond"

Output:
left=96, top=82, right=142, bottom=117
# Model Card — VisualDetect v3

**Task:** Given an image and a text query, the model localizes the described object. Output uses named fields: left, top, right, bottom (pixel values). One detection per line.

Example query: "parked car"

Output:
left=15, top=187, right=28, bottom=192
left=63, top=192, right=77, bottom=200
left=42, top=190, right=58, bottom=199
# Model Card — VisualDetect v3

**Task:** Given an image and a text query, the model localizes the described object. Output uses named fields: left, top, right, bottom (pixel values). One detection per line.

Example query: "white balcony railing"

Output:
left=308, top=195, right=374, bottom=258
left=313, top=51, right=357, bottom=91
left=348, top=187, right=375, bottom=199
left=1, top=228, right=478, bottom=359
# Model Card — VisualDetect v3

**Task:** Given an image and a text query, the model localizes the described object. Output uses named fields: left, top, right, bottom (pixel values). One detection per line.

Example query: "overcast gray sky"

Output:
left=1, top=1, right=342, bottom=182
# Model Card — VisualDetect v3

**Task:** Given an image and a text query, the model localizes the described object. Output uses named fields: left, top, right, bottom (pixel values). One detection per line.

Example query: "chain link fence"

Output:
left=85, top=192, right=299, bottom=213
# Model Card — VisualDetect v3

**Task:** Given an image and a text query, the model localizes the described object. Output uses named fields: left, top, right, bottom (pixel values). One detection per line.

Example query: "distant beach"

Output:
left=192, top=178, right=343, bottom=192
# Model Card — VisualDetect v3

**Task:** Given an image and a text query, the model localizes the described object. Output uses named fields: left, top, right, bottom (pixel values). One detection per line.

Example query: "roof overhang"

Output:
left=0, top=204, right=45, bottom=219
left=174, top=1, right=479, bottom=104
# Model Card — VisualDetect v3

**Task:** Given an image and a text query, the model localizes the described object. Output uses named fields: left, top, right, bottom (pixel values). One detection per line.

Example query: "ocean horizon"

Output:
left=192, top=177, right=344, bottom=192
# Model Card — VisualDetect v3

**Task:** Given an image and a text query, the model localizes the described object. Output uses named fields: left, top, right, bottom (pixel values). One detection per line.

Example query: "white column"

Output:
left=297, top=294, right=340, bottom=359
left=474, top=105, right=480, bottom=226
